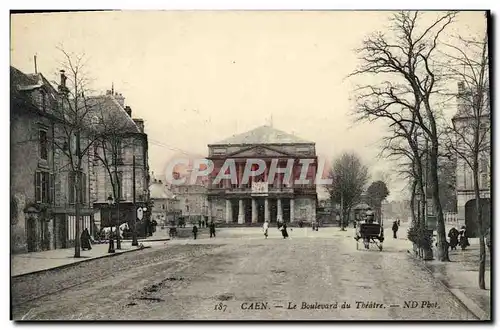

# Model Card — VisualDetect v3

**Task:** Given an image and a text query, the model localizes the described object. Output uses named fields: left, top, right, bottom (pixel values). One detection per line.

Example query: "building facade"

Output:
left=90, top=91, right=150, bottom=233
left=171, top=183, right=208, bottom=224
left=10, top=67, right=94, bottom=253
left=149, top=177, right=181, bottom=226
left=206, top=125, right=317, bottom=224
left=453, top=82, right=491, bottom=237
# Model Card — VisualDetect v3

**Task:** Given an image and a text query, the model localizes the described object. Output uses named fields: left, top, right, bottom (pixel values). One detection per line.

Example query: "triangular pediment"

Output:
left=229, top=145, right=292, bottom=158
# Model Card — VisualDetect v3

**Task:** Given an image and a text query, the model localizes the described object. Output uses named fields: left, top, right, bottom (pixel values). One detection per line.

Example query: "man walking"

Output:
left=392, top=220, right=399, bottom=239
left=192, top=224, right=198, bottom=240
left=209, top=221, right=216, bottom=238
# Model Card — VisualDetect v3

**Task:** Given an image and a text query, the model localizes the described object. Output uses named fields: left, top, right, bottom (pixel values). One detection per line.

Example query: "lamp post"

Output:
left=107, top=195, right=115, bottom=253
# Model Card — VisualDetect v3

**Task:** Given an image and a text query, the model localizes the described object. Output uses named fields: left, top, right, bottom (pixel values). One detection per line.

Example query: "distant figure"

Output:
left=298, top=220, right=303, bottom=228
left=198, top=219, right=202, bottom=228
left=209, top=221, right=216, bottom=238
left=280, top=223, right=289, bottom=239
left=263, top=221, right=269, bottom=239
left=81, top=228, right=92, bottom=251
left=192, top=225, right=198, bottom=240
left=448, top=227, right=460, bottom=250
left=459, top=226, right=470, bottom=250
left=392, top=221, right=399, bottom=239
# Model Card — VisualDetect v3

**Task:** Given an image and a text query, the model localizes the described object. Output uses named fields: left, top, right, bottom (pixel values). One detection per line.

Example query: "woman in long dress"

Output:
left=281, top=223, right=289, bottom=239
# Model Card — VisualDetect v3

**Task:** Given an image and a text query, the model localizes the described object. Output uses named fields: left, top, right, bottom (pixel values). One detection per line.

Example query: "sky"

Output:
left=10, top=10, right=487, bottom=201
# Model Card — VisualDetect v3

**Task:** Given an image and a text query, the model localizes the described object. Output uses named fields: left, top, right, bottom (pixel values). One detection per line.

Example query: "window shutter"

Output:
left=35, top=171, right=41, bottom=203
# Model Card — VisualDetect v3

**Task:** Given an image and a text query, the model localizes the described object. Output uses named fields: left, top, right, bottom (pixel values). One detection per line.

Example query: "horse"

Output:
left=101, top=223, right=130, bottom=239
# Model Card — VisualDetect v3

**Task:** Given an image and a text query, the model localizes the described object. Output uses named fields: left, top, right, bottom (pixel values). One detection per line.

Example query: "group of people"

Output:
left=262, top=220, right=289, bottom=239
left=192, top=221, right=216, bottom=239
left=198, top=217, right=209, bottom=228
left=448, top=226, right=470, bottom=250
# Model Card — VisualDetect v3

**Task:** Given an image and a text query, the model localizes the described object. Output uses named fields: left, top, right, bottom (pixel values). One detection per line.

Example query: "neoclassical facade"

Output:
left=207, top=125, right=317, bottom=224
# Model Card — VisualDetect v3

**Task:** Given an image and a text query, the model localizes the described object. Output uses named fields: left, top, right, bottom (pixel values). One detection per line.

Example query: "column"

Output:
left=238, top=199, right=244, bottom=224
left=225, top=199, right=232, bottom=224
left=251, top=198, right=258, bottom=223
left=277, top=198, right=283, bottom=223
left=290, top=198, right=295, bottom=223
left=264, top=198, right=270, bottom=222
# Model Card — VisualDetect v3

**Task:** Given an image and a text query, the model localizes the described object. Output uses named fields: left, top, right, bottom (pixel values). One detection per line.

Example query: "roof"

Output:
left=86, top=95, right=140, bottom=134
left=212, top=125, right=313, bottom=145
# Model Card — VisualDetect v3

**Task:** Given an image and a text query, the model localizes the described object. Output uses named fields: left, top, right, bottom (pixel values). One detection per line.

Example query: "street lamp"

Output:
left=107, top=195, right=115, bottom=253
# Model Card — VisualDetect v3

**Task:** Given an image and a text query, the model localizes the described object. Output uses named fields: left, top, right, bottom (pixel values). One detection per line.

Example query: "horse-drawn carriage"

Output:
left=354, top=210, right=384, bottom=251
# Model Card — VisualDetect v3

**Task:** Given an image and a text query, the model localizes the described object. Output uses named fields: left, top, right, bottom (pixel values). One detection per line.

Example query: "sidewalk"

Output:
left=419, top=242, right=491, bottom=320
left=11, top=241, right=163, bottom=277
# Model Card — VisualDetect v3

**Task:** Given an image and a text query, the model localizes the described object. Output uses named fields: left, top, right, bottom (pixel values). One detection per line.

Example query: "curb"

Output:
left=406, top=250, right=489, bottom=321
left=12, top=246, right=152, bottom=279
left=122, top=238, right=170, bottom=243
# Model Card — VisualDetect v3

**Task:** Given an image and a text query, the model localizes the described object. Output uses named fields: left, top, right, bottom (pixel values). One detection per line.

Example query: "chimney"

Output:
left=133, top=118, right=144, bottom=133
left=58, top=70, right=67, bottom=94
left=114, top=92, right=125, bottom=107
left=124, top=106, right=132, bottom=117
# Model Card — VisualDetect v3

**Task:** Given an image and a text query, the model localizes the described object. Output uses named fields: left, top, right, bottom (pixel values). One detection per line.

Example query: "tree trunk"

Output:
left=473, top=162, right=486, bottom=289
left=410, top=179, right=417, bottom=226
left=429, top=140, right=449, bottom=261
left=74, top=169, right=81, bottom=258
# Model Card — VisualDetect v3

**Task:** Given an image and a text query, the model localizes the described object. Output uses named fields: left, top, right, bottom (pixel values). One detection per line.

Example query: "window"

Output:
left=480, top=158, right=488, bottom=173
left=39, top=129, right=48, bottom=160
left=112, top=140, right=123, bottom=165
left=114, top=172, right=123, bottom=200
left=481, top=173, right=489, bottom=189
left=35, top=171, right=52, bottom=204
left=68, top=172, right=87, bottom=204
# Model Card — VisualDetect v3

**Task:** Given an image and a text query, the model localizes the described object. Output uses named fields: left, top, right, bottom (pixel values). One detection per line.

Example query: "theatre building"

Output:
left=207, top=125, right=317, bottom=224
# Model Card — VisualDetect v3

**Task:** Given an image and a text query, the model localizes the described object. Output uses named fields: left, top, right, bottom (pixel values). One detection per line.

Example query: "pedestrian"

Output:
left=459, top=226, right=470, bottom=250
left=392, top=221, right=399, bottom=239
left=198, top=219, right=202, bottom=228
left=192, top=224, right=198, bottom=240
left=448, top=227, right=459, bottom=250
left=81, top=228, right=92, bottom=250
left=280, top=222, right=289, bottom=239
left=263, top=220, right=269, bottom=239
left=209, top=221, right=216, bottom=238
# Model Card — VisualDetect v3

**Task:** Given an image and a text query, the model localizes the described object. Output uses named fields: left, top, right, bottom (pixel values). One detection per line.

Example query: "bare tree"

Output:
left=350, top=11, right=457, bottom=261
left=52, top=49, right=101, bottom=258
left=327, top=152, right=369, bottom=230
left=444, top=29, right=490, bottom=289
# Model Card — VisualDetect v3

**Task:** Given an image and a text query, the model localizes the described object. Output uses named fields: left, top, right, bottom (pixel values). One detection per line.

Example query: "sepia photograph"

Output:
left=9, top=9, right=491, bottom=321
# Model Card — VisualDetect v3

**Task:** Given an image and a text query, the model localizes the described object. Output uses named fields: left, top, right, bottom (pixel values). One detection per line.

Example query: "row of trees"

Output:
left=327, top=152, right=389, bottom=229
left=349, top=11, right=490, bottom=289
left=51, top=49, right=143, bottom=257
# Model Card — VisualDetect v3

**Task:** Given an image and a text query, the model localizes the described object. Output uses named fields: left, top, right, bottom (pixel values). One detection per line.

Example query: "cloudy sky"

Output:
left=10, top=10, right=486, bottom=200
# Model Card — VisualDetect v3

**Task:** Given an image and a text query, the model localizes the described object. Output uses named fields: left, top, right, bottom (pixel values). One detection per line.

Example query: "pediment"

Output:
left=229, top=145, right=291, bottom=158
